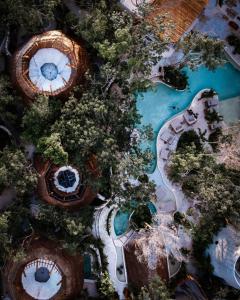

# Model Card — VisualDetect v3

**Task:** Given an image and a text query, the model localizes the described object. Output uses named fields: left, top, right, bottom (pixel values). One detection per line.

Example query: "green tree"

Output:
left=0, top=147, right=37, bottom=195
left=138, top=276, right=172, bottom=300
left=0, top=200, right=32, bottom=266
left=36, top=204, right=94, bottom=254
left=22, top=95, right=61, bottom=145
left=0, top=75, right=22, bottom=125
left=99, top=271, right=116, bottom=298
left=0, top=0, right=61, bottom=33
left=36, top=133, right=68, bottom=165
left=178, top=31, right=225, bottom=70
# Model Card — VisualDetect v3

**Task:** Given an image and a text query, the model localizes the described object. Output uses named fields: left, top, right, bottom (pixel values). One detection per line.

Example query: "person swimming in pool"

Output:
left=169, top=105, right=179, bottom=110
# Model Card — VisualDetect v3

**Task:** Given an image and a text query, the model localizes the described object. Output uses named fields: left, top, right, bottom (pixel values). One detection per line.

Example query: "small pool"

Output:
left=137, top=63, right=240, bottom=172
left=147, top=201, right=157, bottom=214
left=83, top=254, right=92, bottom=279
left=114, top=202, right=157, bottom=236
left=114, top=211, right=130, bottom=236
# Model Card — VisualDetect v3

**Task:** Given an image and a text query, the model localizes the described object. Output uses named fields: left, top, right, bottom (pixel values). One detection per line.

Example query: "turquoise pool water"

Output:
left=147, top=201, right=157, bottom=214
left=137, top=63, right=240, bottom=173
left=114, top=211, right=130, bottom=236
left=83, top=254, right=92, bottom=279
left=114, top=202, right=157, bottom=236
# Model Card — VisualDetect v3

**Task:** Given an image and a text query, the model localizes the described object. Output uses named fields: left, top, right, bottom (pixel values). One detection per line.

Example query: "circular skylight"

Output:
left=29, top=48, right=71, bottom=92
left=40, top=63, right=58, bottom=81
left=35, top=267, right=50, bottom=283
left=21, top=259, right=62, bottom=300
left=54, top=166, right=80, bottom=193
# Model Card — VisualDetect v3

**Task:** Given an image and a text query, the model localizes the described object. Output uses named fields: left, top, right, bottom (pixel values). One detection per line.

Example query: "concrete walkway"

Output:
left=92, top=206, right=127, bottom=300
left=156, top=89, right=221, bottom=213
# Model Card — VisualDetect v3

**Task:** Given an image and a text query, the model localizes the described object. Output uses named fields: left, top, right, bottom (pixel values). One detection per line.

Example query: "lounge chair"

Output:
left=206, top=97, right=218, bottom=107
left=160, top=148, right=170, bottom=160
left=170, top=118, right=184, bottom=133
left=160, top=130, right=175, bottom=144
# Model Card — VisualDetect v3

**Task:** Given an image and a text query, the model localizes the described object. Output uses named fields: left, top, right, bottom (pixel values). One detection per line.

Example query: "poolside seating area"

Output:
left=160, top=148, right=170, bottom=160
left=160, top=130, right=175, bottom=144
left=170, top=117, right=184, bottom=133
left=183, top=110, right=198, bottom=125
left=206, top=96, right=219, bottom=107
left=156, top=89, right=220, bottom=213
left=159, top=91, right=218, bottom=163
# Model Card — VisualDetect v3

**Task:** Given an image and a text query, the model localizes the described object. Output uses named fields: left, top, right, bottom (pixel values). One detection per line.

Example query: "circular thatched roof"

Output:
left=3, top=236, right=84, bottom=300
left=34, top=157, right=98, bottom=209
left=12, top=30, right=88, bottom=101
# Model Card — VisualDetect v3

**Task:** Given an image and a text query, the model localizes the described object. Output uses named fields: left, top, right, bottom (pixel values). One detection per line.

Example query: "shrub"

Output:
left=177, top=130, right=202, bottom=152
left=160, top=66, right=188, bottom=90
left=131, top=204, right=152, bottom=229
left=227, top=34, right=240, bottom=55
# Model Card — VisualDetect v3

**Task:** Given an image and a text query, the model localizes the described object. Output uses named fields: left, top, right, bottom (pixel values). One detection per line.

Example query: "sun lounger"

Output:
left=206, top=97, right=218, bottom=107
left=183, top=111, right=197, bottom=125
left=170, top=118, right=184, bottom=133
left=160, top=148, right=170, bottom=160
left=160, top=130, right=175, bottom=144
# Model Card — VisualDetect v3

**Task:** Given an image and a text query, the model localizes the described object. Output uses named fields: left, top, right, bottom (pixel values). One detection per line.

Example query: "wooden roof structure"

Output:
left=12, top=30, right=88, bottom=102
left=35, top=156, right=98, bottom=210
left=149, top=0, right=208, bottom=42
left=3, top=236, right=84, bottom=300
left=124, top=238, right=169, bottom=289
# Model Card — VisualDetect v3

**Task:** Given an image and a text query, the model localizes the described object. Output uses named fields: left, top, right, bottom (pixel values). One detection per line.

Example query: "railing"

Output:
left=23, top=258, right=62, bottom=276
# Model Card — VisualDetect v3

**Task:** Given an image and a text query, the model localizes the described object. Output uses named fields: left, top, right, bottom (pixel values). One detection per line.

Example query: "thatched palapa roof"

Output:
left=35, top=156, right=98, bottom=210
left=149, top=0, right=208, bottom=42
left=3, top=236, right=84, bottom=300
left=124, top=238, right=169, bottom=289
left=12, top=30, right=88, bottom=101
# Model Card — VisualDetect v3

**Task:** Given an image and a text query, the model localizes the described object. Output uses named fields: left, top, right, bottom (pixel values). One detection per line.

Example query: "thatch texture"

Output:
left=12, top=30, right=88, bottom=101
left=149, top=0, right=208, bottom=42
left=4, top=236, right=84, bottom=300
left=124, top=238, right=169, bottom=289
left=35, top=156, right=97, bottom=209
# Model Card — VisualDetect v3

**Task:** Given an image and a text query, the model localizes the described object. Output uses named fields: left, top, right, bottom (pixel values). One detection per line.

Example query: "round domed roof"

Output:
left=35, top=267, right=50, bottom=283
left=54, top=166, right=80, bottom=194
left=12, top=30, right=88, bottom=100
left=21, top=259, right=62, bottom=300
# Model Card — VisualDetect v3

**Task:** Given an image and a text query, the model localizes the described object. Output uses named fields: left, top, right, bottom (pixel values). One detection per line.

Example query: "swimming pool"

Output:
left=113, top=202, right=157, bottom=236
left=137, top=63, right=240, bottom=172
left=114, top=210, right=130, bottom=237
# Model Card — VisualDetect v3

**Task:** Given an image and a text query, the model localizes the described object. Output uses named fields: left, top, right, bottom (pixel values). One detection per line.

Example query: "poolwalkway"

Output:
left=194, top=0, right=240, bottom=68
left=219, top=96, right=240, bottom=125
left=92, top=206, right=128, bottom=300
left=156, top=89, right=222, bottom=212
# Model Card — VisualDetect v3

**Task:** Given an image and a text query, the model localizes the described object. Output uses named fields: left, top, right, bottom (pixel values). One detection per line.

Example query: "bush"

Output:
left=201, top=88, right=216, bottom=98
left=204, top=109, right=223, bottom=124
left=227, top=34, right=240, bottom=55
left=160, top=66, right=188, bottom=90
left=208, top=128, right=222, bottom=152
left=131, top=204, right=152, bottom=229
left=177, top=130, right=202, bottom=152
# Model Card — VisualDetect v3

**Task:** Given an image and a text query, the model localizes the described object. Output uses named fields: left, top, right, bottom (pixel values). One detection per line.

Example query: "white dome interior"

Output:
left=21, top=258, right=62, bottom=300
left=29, top=48, right=72, bottom=92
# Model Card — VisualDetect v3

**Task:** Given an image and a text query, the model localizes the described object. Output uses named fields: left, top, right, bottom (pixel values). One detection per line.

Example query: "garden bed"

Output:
left=159, top=66, right=188, bottom=90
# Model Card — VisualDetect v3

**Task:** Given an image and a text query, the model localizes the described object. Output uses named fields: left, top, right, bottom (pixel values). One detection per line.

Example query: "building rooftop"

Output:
left=12, top=30, right=88, bottom=101
left=149, top=0, right=208, bottom=42
left=35, top=157, right=97, bottom=209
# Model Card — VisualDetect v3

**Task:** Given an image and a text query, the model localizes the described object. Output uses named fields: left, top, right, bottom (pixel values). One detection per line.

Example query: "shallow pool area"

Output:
left=137, top=63, right=240, bottom=172
left=114, top=211, right=130, bottom=237
left=113, top=202, right=157, bottom=236
left=147, top=201, right=157, bottom=214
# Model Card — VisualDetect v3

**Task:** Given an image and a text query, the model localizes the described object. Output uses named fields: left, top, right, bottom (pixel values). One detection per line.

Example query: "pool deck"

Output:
left=219, top=96, right=240, bottom=125
left=156, top=89, right=222, bottom=213
left=92, top=206, right=129, bottom=300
